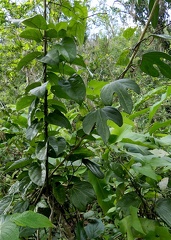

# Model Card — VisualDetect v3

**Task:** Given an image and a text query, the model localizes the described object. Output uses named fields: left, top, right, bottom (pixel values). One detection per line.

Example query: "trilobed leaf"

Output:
left=83, top=107, right=123, bottom=143
left=140, top=52, right=171, bottom=78
left=101, top=79, right=140, bottom=114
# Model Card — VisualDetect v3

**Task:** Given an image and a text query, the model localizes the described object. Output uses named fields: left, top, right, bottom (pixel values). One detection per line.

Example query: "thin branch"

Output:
left=118, top=0, right=160, bottom=79
left=43, top=0, right=49, bottom=194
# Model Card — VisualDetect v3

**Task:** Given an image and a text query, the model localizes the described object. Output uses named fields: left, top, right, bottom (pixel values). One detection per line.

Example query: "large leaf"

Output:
left=149, top=0, right=159, bottom=29
left=57, top=37, right=76, bottom=62
left=6, top=158, right=31, bottom=172
left=20, top=29, right=42, bottom=42
left=46, top=109, right=71, bottom=129
left=16, top=95, right=35, bottom=111
left=101, top=79, right=140, bottom=113
left=52, top=74, right=86, bottom=104
left=36, top=141, right=48, bottom=161
left=12, top=211, right=53, bottom=228
left=0, top=216, right=19, bottom=240
left=84, top=219, right=105, bottom=239
left=88, top=172, right=113, bottom=214
left=26, top=121, right=41, bottom=140
left=39, top=48, right=59, bottom=66
left=155, top=199, right=171, bottom=227
left=29, top=82, right=48, bottom=98
left=140, top=52, right=171, bottom=78
left=83, top=107, right=123, bottom=143
left=22, top=14, right=47, bottom=30
left=0, top=196, right=13, bottom=215
left=17, top=51, right=42, bottom=71
left=53, top=184, right=66, bottom=205
left=28, top=162, right=46, bottom=186
left=48, top=136, right=66, bottom=157
left=69, top=181, right=95, bottom=211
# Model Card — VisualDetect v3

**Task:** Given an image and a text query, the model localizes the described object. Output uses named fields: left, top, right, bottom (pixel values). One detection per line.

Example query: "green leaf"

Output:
left=12, top=211, right=53, bottom=228
left=22, top=14, right=47, bottom=30
left=0, top=216, right=19, bottom=240
left=140, top=52, right=171, bottom=78
left=72, top=55, right=86, bottom=67
left=26, top=121, right=41, bottom=140
left=48, top=136, right=66, bottom=157
left=149, top=0, right=159, bottom=29
left=39, top=48, right=59, bottom=66
left=60, top=37, right=76, bottom=62
left=68, top=19, right=86, bottom=45
left=101, top=79, right=140, bottom=113
left=152, top=34, right=171, bottom=41
left=76, top=221, right=87, bottom=240
left=53, top=184, right=66, bottom=204
left=16, top=96, right=35, bottom=111
left=17, top=51, right=42, bottom=71
left=83, top=107, right=123, bottom=143
left=132, top=164, right=158, bottom=180
left=20, top=29, right=42, bottom=42
left=0, top=196, right=13, bottom=215
left=82, top=159, right=104, bottom=179
left=52, top=74, right=86, bottom=104
left=116, top=49, right=130, bottom=66
left=155, top=199, right=171, bottom=227
left=6, top=158, right=31, bottom=172
left=28, top=162, right=46, bottom=186
left=68, top=148, right=95, bottom=161
left=84, top=219, right=105, bottom=239
left=123, top=27, right=136, bottom=40
left=47, top=109, right=71, bottom=129
left=69, top=181, right=95, bottom=211
left=29, top=82, right=48, bottom=98
left=88, top=172, right=113, bottom=214
left=28, top=98, right=39, bottom=126
left=36, top=142, right=48, bottom=161
left=129, top=206, right=145, bottom=234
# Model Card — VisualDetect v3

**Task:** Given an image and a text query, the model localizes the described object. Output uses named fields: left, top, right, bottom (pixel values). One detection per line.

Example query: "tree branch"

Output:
left=118, top=0, right=160, bottom=79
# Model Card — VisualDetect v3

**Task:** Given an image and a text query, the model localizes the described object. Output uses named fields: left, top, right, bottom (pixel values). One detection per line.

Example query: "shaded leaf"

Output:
left=0, top=216, right=19, bottom=240
left=83, top=107, right=123, bottom=143
left=39, top=48, right=59, bottom=66
left=82, top=159, right=104, bottom=179
left=47, top=109, right=71, bottom=129
left=29, top=82, right=48, bottom=98
left=52, top=74, right=86, bottom=104
left=149, top=0, right=159, bottom=29
left=88, top=172, right=113, bottom=214
left=101, top=79, right=140, bottom=113
left=84, top=219, right=105, bottom=239
left=76, top=221, right=87, bottom=240
left=0, top=196, right=13, bottom=215
left=36, top=141, right=48, bottom=161
left=60, top=37, right=76, bottom=62
left=69, top=181, right=95, bottom=211
left=155, top=199, right=171, bottom=227
left=53, top=184, right=66, bottom=204
left=140, top=52, right=171, bottom=78
left=28, top=162, right=46, bottom=186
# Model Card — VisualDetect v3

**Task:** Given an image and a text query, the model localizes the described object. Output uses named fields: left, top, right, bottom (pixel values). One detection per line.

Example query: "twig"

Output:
left=118, top=0, right=160, bottom=79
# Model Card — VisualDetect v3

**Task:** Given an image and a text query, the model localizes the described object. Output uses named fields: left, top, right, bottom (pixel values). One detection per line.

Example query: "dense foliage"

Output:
left=1, top=0, right=171, bottom=239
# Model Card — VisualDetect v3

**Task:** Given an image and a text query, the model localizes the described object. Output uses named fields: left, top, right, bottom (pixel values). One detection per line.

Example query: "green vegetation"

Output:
left=1, top=0, right=171, bottom=239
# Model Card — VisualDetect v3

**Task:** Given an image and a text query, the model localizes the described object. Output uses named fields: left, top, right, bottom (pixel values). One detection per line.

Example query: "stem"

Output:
left=43, top=0, right=49, bottom=193
left=118, top=0, right=160, bottom=79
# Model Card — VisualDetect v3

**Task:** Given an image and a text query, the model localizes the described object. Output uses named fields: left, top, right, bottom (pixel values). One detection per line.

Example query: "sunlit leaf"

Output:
left=28, top=162, right=46, bottom=186
left=12, top=211, right=53, bottom=228
left=16, top=95, right=35, bottom=111
left=29, top=82, right=48, bottom=98
left=20, top=29, right=42, bottom=42
left=22, top=14, right=47, bottom=30
left=39, top=48, right=59, bottom=66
